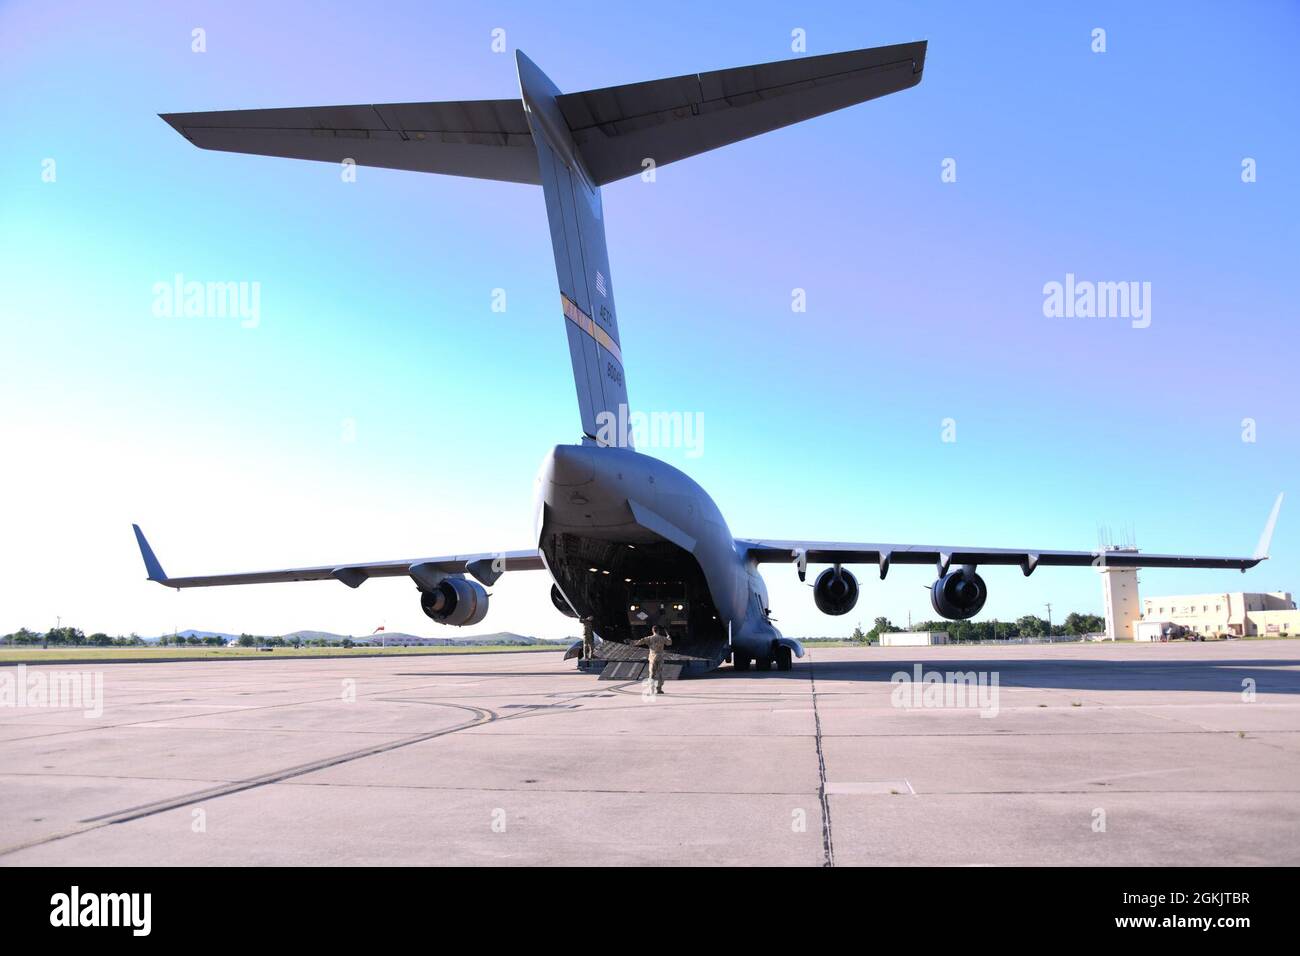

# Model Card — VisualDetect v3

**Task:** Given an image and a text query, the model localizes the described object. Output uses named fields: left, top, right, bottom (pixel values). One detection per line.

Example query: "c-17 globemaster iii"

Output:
left=134, top=42, right=1282, bottom=676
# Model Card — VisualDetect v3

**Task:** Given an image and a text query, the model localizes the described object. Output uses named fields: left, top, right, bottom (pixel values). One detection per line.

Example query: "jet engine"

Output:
left=813, top=566, right=859, bottom=616
left=929, top=566, right=987, bottom=620
left=550, top=583, right=579, bottom=618
left=419, top=575, right=489, bottom=626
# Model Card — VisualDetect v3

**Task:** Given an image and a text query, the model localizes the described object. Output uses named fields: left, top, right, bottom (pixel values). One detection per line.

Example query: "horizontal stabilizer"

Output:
left=559, top=41, right=927, bottom=185
left=160, top=41, right=926, bottom=190
left=161, top=99, right=540, bottom=184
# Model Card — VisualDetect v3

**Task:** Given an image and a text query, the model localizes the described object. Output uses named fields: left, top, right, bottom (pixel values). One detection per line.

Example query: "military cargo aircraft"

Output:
left=134, top=42, right=1281, bottom=674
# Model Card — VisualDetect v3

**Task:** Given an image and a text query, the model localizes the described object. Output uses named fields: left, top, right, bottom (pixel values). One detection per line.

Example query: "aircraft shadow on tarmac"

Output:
left=396, top=658, right=1300, bottom=695
left=746, top=657, right=1300, bottom=696
left=395, top=671, right=595, bottom=679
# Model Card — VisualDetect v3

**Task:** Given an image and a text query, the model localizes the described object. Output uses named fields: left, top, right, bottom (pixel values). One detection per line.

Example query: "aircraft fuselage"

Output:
left=535, top=444, right=795, bottom=668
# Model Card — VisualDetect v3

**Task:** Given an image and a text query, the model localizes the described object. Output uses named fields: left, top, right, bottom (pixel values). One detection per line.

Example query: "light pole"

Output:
left=1045, top=603, right=1053, bottom=642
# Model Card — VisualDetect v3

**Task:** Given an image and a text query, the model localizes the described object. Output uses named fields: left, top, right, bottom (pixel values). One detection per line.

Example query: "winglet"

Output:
left=132, top=524, right=169, bottom=583
left=1253, top=493, right=1284, bottom=561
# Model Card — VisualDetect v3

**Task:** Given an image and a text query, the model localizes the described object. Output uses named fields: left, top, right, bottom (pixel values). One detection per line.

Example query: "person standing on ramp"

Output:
left=633, top=625, right=673, bottom=694
left=581, top=616, right=597, bottom=662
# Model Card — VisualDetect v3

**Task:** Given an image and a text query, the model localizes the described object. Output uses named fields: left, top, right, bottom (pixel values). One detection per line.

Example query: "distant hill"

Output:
left=281, top=630, right=359, bottom=643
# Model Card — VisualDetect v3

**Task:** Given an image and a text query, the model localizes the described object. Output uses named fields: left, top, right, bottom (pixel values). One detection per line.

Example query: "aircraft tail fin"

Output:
left=516, top=42, right=925, bottom=444
left=518, top=51, right=630, bottom=446
left=161, top=42, right=926, bottom=446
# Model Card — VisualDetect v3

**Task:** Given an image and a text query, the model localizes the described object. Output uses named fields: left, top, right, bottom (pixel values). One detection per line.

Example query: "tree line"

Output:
left=0, top=628, right=358, bottom=648
left=1, top=627, right=157, bottom=647
left=849, top=612, right=1107, bottom=644
left=6, top=612, right=1110, bottom=649
left=0, top=627, right=235, bottom=647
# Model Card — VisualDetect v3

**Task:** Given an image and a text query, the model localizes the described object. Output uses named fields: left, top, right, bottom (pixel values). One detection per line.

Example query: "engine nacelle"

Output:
left=550, top=583, right=579, bottom=618
left=813, top=567, right=859, bottom=616
left=930, top=566, right=987, bottom=620
left=420, top=575, right=489, bottom=626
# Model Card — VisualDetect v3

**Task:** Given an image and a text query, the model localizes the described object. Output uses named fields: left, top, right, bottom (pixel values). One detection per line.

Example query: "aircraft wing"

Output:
left=132, top=525, right=545, bottom=590
left=739, top=540, right=1263, bottom=576
left=159, top=99, right=541, bottom=184
left=737, top=495, right=1283, bottom=578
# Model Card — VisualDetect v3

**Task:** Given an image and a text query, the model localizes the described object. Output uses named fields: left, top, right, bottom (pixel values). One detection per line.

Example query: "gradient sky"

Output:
left=2, top=0, right=1297, bottom=640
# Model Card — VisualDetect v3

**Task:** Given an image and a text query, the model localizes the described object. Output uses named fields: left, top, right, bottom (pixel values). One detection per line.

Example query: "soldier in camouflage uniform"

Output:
left=633, top=624, right=673, bottom=694
left=581, top=616, right=596, bottom=661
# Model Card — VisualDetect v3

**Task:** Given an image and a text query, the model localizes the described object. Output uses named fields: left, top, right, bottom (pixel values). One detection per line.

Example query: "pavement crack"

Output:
left=808, top=654, right=835, bottom=868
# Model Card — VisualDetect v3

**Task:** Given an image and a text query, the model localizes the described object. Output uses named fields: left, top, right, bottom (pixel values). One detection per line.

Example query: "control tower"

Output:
left=1099, top=547, right=1141, bottom=640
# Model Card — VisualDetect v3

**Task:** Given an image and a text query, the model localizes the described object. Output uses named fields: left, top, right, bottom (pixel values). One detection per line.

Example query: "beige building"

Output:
left=1139, top=591, right=1296, bottom=638
left=1250, top=608, right=1299, bottom=637
left=880, top=631, right=948, bottom=647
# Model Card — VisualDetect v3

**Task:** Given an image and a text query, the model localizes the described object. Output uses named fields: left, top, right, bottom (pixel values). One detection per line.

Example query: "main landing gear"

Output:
left=732, top=645, right=793, bottom=672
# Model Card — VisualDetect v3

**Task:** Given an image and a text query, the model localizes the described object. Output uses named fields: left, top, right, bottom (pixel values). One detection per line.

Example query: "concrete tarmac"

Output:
left=2, top=640, right=1298, bottom=866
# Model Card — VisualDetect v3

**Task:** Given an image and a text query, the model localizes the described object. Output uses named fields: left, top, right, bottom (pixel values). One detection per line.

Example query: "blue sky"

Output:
left=2, top=0, right=1296, bottom=639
